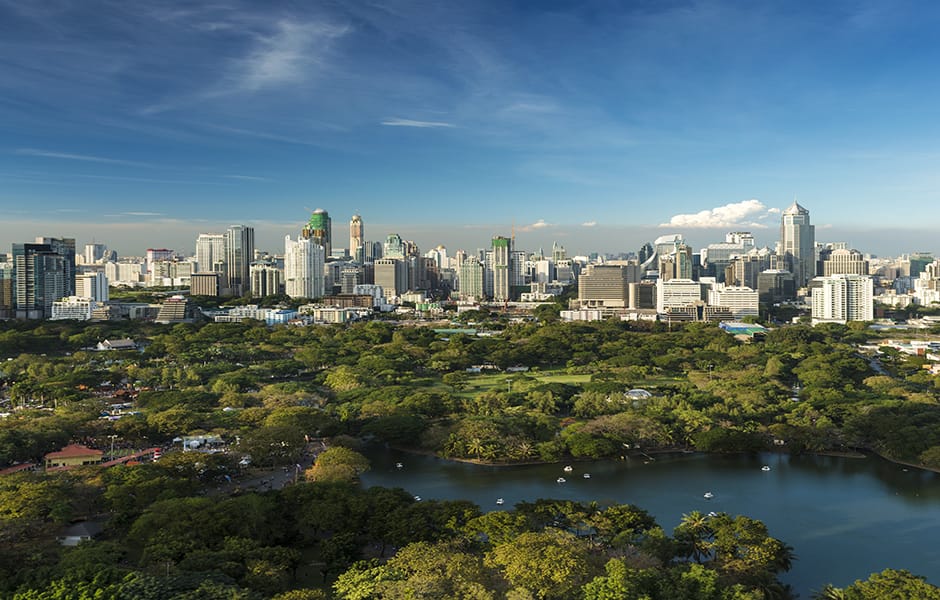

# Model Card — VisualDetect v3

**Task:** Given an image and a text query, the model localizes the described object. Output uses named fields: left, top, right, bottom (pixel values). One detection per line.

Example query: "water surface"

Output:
left=360, top=449, right=940, bottom=596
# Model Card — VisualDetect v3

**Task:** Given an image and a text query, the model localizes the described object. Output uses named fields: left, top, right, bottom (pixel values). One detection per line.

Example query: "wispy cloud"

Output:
left=123, top=212, right=164, bottom=217
left=582, top=221, right=597, bottom=227
left=660, top=199, right=775, bottom=229
left=15, top=148, right=153, bottom=168
left=225, top=20, right=348, bottom=93
left=223, top=174, right=270, bottom=182
left=381, top=118, right=456, bottom=128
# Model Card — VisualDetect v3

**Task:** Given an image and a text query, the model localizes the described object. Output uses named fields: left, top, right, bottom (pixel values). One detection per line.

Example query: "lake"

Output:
left=360, top=448, right=940, bottom=596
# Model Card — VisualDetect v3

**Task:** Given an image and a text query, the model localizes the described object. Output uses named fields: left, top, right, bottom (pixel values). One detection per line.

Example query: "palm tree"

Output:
left=813, top=584, right=846, bottom=600
left=674, top=510, right=714, bottom=563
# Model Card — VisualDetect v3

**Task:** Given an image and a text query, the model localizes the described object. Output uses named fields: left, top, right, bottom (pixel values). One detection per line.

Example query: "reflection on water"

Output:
left=360, top=448, right=940, bottom=596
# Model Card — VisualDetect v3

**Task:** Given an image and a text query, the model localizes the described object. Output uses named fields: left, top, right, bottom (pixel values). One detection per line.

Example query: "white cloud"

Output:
left=15, top=148, right=152, bottom=168
left=518, top=219, right=553, bottom=232
left=228, top=20, right=348, bottom=92
left=660, top=199, right=775, bottom=229
left=381, top=118, right=456, bottom=128
left=582, top=221, right=597, bottom=227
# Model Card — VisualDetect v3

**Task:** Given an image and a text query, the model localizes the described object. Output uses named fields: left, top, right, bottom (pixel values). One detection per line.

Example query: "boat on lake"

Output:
left=703, top=491, right=714, bottom=499
left=563, top=465, right=573, bottom=473
left=557, top=477, right=566, bottom=483
left=762, top=465, right=771, bottom=471
left=583, top=473, right=591, bottom=479
left=496, top=498, right=504, bottom=505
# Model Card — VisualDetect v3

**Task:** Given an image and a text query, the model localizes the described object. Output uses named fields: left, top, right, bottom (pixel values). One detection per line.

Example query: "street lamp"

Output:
left=108, top=434, right=118, bottom=459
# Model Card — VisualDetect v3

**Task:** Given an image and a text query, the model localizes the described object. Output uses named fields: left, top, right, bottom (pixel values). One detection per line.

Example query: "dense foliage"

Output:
left=1, top=315, right=939, bottom=597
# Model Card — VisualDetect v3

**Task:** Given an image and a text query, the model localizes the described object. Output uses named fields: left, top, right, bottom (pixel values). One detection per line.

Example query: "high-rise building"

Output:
left=83, top=243, right=108, bottom=265
left=578, top=265, right=632, bottom=308
left=225, top=225, right=254, bottom=297
left=195, top=233, right=226, bottom=274
left=76, top=272, right=109, bottom=302
left=302, top=209, right=332, bottom=258
left=250, top=264, right=282, bottom=298
left=12, top=242, right=70, bottom=319
left=779, top=201, right=816, bottom=288
left=284, top=235, right=325, bottom=299
left=34, top=237, right=76, bottom=296
left=822, top=248, right=869, bottom=277
left=0, top=259, right=13, bottom=319
left=811, top=274, right=873, bottom=324
left=383, top=234, right=405, bottom=259
left=457, top=257, right=484, bottom=301
left=491, top=236, right=512, bottom=302
left=349, top=214, right=364, bottom=261
left=374, top=258, right=406, bottom=299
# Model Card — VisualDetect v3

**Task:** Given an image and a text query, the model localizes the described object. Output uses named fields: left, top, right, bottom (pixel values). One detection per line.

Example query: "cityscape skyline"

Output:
left=3, top=1, right=940, bottom=255
left=0, top=212, right=935, bottom=261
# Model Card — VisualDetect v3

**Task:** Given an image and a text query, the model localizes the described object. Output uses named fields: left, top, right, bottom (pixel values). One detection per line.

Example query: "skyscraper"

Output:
left=284, top=235, right=325, bottom=299
left=12, top=242, right=69, bottom=319
left=491, top=236, right=512, bottom=302
left=34, top=237, right=76, bottom=296
left=225, top=225, right=254, bottom=297
left=302, top=209, right=331, bottom=258
left=779, top=201, right=815, bottom=288
left=195, top=233, right=226, bottom=275
left=349, top=214, right=364, bottom=261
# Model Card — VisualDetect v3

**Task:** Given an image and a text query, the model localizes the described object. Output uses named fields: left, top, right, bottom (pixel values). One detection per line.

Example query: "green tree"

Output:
left=306, top=447, right=370, bottom=483
left=485, top=529, right=593, bottom=599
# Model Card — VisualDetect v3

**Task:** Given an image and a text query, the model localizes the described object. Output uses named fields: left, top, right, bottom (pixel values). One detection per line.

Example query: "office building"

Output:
left=757, top=269, right=796, bottom=304
left=302, top=209, right=331, bottom=258
left=656, top=278, right=704, bottom=314
left=578, top=264, right=633, bottom=308
left=822, top=248, right=869, bottom=277
left=708, top=285, right=759, bottom=320
left=374, top=258, right=407, bottom=299
left=225, top=225, right=254, bottom=297
left=190, top=273, right=221, bottom=297
left=195, top=233, right=226, bottom=274
left=779, top=201, right=815, bottom=288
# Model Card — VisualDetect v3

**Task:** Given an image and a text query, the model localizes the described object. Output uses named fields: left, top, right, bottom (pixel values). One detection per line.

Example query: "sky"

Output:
left=2, top=0, right=940, bottom=257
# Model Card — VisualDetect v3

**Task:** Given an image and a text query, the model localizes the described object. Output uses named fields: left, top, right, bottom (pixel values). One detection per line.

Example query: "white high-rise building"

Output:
left=284, top=236, right=324, bottom=299
left=76, top=272, right=109, bottom=302
left=457, top=257, right=484, bottom=301
left=83, top=243, right=108, bottom=265
left=811, top=274, right=873, bottom=324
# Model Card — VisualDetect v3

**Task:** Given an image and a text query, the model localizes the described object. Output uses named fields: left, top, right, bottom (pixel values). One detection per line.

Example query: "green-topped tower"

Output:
left=302, top=208, right=332, bottom=258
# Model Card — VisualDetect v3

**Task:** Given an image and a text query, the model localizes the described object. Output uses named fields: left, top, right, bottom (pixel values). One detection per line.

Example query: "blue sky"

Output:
left=1, top=0, right=939, bottom=257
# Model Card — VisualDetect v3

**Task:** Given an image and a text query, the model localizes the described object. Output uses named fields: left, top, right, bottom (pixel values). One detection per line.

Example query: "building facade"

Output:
left=284, top=236, right=325, bottom=300
left=779, top=201, right=816, bottom=288
left=811, top=274, right=874, bottom=324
